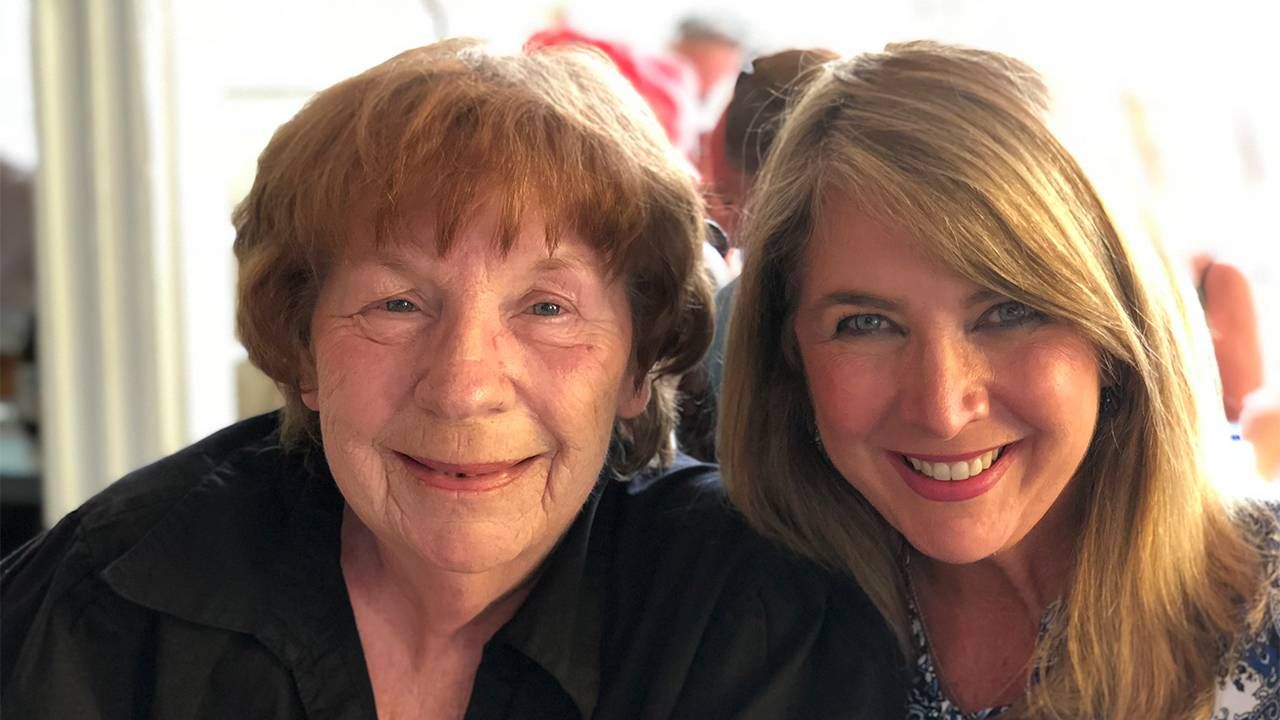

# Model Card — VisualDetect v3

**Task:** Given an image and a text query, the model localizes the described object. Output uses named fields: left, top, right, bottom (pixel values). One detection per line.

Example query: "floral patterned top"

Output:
left=904, top=502, right=1280, bottom=720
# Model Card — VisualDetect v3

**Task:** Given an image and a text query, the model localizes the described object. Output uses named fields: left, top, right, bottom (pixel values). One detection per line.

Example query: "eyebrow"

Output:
left=531, top=254, right=593, bottom=274
left=812, top=288, right=1006, bottom=311
left=966, top=289, right=1003, bottom=307
left=371, top=249, right=595, bottom=276
left=373, top=254, right=414, bottom=274
left=813, top=291, right=903, bottom=313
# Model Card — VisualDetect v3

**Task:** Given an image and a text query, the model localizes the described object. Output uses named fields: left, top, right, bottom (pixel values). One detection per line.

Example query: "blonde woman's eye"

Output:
left=384, top=298, right=417, bottom=313
left=529, top=302, right=563, bottom=317
left=984, top=301, right=1043, bottom=327
left=835, top=313, right=888, bottom=336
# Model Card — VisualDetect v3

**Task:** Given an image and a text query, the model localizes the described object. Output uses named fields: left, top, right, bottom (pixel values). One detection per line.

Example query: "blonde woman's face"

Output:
left=793, top=200, right=1100, bottom=565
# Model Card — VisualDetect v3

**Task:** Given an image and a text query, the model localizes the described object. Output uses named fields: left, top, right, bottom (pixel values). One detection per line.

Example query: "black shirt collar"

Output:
left=494, top=478, right=611, bottom=717
left=101, top=433, right=611, bottom=718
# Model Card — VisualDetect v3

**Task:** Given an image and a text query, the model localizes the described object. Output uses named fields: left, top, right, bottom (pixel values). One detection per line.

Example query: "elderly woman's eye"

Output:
left=835, top=314, right=887, bottom=335
left=383, top=298, right=417, bottom=313
left=529, top=301, right=563, bottom=317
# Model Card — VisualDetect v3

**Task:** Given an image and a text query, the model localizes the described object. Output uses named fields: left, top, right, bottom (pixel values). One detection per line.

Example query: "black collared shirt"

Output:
left=2, top=413, right=904, bottom=718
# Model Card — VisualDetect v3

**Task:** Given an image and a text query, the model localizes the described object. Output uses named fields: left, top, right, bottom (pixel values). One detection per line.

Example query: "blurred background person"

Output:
left=1190, top=251, right=1265, bottom=424
left=526, top=24, right=732, bottom=292
left=672, top=46, right=838, bottom=463
left=528, top=25, right=701, bottom=162
left=1182, top=249, right=1274, bottom=479
left=700, top=48, right=837, bottom=242
left=0, top=158, right=40, bottom=556
left=1243, top=386, right=1280, bottom=480
left=1186, top=251, right=1279, bottom=481
left=703, top=48, right=838, bottom=392
left=668, top=12, right=748, bottom=120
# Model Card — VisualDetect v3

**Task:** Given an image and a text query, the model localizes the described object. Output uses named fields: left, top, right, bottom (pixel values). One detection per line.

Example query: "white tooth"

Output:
left=909, top=457, right=922, bottom=472
left=933, top=462, right=952, bottom=481
left=969, top=458, right=983, bottom=477
left=949, top=461, right=970, bottom=481
left=994, top=446, right=1003, bottom=462
left=919, top=460, right=933, bottom=477
left=981, top=451, right=993, bottom=470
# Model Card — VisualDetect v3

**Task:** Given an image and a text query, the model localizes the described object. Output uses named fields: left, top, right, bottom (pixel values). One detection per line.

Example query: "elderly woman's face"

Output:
left=792, top=200, right=1100, bottom=565
left=303, top=202, right=648, bottom=574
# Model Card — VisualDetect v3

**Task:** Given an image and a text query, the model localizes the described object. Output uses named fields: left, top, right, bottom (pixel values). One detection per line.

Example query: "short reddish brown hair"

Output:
left=233, top=38, right=712, bottom=473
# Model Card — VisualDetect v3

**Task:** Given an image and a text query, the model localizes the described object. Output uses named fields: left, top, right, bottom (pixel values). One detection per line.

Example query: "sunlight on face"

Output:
left=793, top=200, right=1101, bottom=565
left=303, top=201, right=648, bottom=577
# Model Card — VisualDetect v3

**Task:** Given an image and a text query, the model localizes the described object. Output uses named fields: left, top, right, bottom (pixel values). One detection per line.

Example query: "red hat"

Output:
left=527, top=28, right=698, bottom=156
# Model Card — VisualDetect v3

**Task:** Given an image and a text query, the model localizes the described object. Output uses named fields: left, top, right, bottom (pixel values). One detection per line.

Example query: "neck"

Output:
left=339, top=506, right=538, bottom=650
left=906, top=482, right=1086, bottom=711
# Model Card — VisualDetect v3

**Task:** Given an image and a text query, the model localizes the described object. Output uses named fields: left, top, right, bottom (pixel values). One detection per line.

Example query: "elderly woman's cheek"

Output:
left=545, top=345, right=630, bottom=429
left=314, top=328, right=411, bottom=403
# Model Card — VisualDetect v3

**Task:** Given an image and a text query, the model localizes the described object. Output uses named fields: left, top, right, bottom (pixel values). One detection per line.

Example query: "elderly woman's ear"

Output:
left=617, top=369, right=653, bottom=420
left=298, top=351, right=319, bottom=412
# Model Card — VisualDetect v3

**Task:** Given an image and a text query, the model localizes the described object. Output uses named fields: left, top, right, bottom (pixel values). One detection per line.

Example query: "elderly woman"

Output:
left=1, top=40, right=903, bottom=718
left=720, top=41, right=1280, bottom=718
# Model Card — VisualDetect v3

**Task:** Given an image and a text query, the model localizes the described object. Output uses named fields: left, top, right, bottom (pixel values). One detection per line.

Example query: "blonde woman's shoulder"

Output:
left=1214, top=500, right=1280, bottom=718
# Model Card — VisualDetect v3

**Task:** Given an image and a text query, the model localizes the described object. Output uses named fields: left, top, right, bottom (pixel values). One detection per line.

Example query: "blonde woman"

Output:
left=720, top=41, right=1279, bottom=718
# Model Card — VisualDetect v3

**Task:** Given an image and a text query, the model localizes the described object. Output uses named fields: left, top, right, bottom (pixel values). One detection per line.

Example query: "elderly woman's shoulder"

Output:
left=1, top=412, right=289, bottom=596
left=616, top=452, right=885, bottom=622
left=14, top=413, right=283, bottom=555
left=600, top=454, right=903, bottom=716
left=0, top=413, right=301, bottom=705
left=620, top=453, right=799, bottom=565
left=618, top=453, right=866, bottom=593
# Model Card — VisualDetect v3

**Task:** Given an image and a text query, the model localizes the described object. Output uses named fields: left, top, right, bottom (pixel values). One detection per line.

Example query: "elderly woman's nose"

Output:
left=897, top=336, right=991, bottom=438
left=414, top=312, right=514, bottom=418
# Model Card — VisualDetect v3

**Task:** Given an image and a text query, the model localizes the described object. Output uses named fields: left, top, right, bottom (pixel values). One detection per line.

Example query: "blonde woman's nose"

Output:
left=897, top=336, right=991, bottom=439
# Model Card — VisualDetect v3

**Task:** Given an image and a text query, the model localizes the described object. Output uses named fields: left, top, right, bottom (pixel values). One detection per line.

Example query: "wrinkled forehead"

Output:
left=329, top=184, right=615, bottom=277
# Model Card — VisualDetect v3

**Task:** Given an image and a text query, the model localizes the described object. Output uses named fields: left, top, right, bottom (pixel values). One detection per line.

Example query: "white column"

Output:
left=32, top=0, right=187, bottom=526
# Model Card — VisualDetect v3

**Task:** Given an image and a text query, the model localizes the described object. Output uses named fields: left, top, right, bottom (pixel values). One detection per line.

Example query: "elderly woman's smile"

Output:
left=304, top=200, right=647, bottom=576
left=395, top=452, right=542, bottom=492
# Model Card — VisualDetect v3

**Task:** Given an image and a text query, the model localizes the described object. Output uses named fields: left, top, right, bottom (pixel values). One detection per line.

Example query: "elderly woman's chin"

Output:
left=324, top=433, right=608, bottom=575
left=394, top=513, right=552, bottom=576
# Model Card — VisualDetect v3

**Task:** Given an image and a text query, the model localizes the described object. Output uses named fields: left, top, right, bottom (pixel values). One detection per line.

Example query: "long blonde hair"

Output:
left=719, top=40, right=1265, bottom=718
